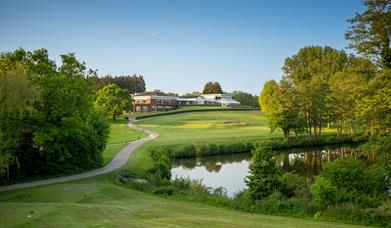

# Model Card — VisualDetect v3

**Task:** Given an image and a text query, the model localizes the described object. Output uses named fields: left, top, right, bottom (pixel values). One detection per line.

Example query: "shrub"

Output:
left=153, top=185, right=177, bottom=196
left=310, top=176, right=337, bottom=209
left=246, top=143, right=281, bottom=200
left=321, top=201, right=391, bottom=227
left=279, top=172, right=308, bottom=198
left=171, top=177, right=192, bottom=194
left=148, top=148, right=172, bottom=180
left=322, top=158, right=388, bottom=201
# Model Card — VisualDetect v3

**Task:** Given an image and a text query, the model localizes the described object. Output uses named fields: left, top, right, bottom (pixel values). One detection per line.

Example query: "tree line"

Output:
left=94, top=74, right=146, bottom=93
left=0, top=49, right=112, bottom=181
left=248, top=1, right=391, bottom=225
left=259, top=0, right=390, bottom=139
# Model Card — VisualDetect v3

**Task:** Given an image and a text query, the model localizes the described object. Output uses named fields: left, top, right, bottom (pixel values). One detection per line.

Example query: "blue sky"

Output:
left=0, top=0, right=364, bottom=95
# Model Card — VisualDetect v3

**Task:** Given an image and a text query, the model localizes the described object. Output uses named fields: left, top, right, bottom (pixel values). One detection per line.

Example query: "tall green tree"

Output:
left=282, top=46, right=349, bottom=138
left=0, top=58, right=38, bottom=179
left=358, top=68, right=391, bottom=133
left=0, top=48, right=110, bottom=179
left=328, top=57, right=376, bottom=135
left=94, top=74, right=146, bottom=93
left=232, top=91, right=259, bottom=107
left=345, top=0, right=391, bottom=68
left=246, top=143, right=280, bottom=200
left=203, top=81, right=223, bottom=94
left=94, top=83, right=132, bottom=121
left=259, top=80, right=305, bottom=138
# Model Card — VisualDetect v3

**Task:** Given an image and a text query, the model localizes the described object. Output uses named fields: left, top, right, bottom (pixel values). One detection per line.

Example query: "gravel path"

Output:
left=0, top=124, right=158, bottom=192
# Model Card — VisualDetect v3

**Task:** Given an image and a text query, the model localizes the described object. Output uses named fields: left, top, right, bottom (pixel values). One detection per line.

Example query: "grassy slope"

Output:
left=125, top=111, right=281, bottom=175
left=127, top=105, right=229, bottom=118
left=138, top=111, right=280, bottom=145
left=102, top=122, right=148, bottom=165
left=1, top=111, right=351, bottom=227
left=123, top=110, right=337, bottom=180
left=0, top=174, right=363, bottom=228
left=107, top=122, right=148, bottom=145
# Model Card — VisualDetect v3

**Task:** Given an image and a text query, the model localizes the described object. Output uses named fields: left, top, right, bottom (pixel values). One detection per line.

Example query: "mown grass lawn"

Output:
left=0, top=110, right=349, bottom=227
left=138, top=111, right=281, bottom=145
left=107, top=122, right=148, bottom=145
left=127, top=105, right=229, bottom=118
left=123, top=110, right=337, bottom=177
left=0, top=174, right=364, bottom=228
left=102, top=122, right=148, bottom=165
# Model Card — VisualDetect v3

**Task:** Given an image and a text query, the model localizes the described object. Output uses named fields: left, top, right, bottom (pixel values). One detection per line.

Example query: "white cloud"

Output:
left=151, top=31, right=160, bottom=37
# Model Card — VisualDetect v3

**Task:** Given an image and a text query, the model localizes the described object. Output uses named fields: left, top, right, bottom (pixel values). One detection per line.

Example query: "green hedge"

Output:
left=134, top=108, right=258, bottom=120
left=163, top=134, right=367, bottom=158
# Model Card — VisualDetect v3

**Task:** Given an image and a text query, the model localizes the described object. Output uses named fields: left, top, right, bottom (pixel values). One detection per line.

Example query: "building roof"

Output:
left=134, top=91, right=169, bottom=97
left=179, top=95, right=200, bottom=98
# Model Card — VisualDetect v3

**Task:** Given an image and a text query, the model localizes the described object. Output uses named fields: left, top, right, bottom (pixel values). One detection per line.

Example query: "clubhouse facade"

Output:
left=132, top=91, right=240, bottom=113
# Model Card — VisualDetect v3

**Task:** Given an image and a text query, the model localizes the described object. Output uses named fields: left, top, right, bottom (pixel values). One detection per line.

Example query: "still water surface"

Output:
left=171, top=144, right=360, bottom=197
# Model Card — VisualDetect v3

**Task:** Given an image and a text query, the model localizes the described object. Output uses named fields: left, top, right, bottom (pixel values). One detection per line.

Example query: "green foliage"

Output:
left=95, top=83, right=132, bottom=121
left=320, top=201, right=391, bottom=227
left=0, top=56, right=38, bottom=179
left=345, top=0, right=391, bottom=68
left=246, top=143, right=281, bottom=200
left=168, top=141, right=253, bottom=158
left=202, top=81, right=223, bottom=94
left=94, top=74, right=146, bottom=93
left=310, top=176, right=338, bottom=208
left=360, top=134, right=391, bottom=172
left=148, top=148, right=172, bottom=180
left=135, top=107, right=256, bottom=120
left=232, top=91, right=259, bottom=107
left=358, top=69, right=391, bottom=133
left=312, top=158, right=389, bottom=208
left=259, top=80, right=305, bottom=138
left=279, top=172, right=308, bottom=198
left=0, top=48, right=110, bottom=181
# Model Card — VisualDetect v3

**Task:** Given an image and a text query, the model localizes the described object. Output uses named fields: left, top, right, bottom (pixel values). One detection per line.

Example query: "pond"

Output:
left=171, top=144, right=361, bottom=197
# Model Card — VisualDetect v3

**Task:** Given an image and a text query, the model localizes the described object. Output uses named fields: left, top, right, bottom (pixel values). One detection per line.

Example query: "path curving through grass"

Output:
left=0, top=124, right=159, bottom=192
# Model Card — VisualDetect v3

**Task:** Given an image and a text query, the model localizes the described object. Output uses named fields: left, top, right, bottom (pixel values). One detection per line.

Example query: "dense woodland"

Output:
left=0, top=49, right=110, bottom=181
left=94, top=74, right=146, bottom=93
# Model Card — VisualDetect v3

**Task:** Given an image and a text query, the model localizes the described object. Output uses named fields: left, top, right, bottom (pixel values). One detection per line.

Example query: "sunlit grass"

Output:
left=107, top=122, right=148, bottom=145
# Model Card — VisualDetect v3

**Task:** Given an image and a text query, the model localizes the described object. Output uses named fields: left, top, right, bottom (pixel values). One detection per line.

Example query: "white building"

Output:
left=178, top=93, right=240, bottom=107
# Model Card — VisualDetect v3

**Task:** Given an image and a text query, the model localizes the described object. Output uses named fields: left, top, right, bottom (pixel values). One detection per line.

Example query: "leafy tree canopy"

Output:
left=345, top=0, right=391, bottom=68
left=203, top=81, right=223, bottom=94
left=95, top=83, right=132, bottom=121
left=232, top=91, right=259, bottom=107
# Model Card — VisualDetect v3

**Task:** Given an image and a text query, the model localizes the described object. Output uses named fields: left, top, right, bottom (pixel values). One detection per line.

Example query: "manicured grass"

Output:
left=102, top=144, right=126, bottom=165
left=127, top=105, right=255, bottom=119
left=107, top=122, right=148, bottom=145
left=0, top=111, right=349, bottom=227
left=0, top=174, right=363, bottom=227
left=123, top=110, right=339, bottom=176
left=138, top=111, right=280, bottom=146
left=103, top=122, right=148, bottom=165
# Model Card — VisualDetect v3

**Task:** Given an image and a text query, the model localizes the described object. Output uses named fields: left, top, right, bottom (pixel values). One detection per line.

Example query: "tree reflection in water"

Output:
left=171, top=144, right=362, bottom=196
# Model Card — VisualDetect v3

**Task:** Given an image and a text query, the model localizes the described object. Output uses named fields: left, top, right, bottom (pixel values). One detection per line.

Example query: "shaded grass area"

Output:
left=0, top=174, right=363, bottom=227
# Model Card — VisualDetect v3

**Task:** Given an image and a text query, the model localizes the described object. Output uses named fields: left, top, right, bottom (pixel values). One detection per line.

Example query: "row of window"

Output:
left=135, top=105, right=175, bottom=112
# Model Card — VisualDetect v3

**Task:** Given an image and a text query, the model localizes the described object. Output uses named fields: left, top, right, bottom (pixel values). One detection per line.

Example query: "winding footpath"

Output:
left=0, top=123, right=159, bottom=192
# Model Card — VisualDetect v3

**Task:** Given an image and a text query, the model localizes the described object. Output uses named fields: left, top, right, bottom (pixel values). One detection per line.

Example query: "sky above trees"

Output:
left=0, top=0, right=365, bottom=95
